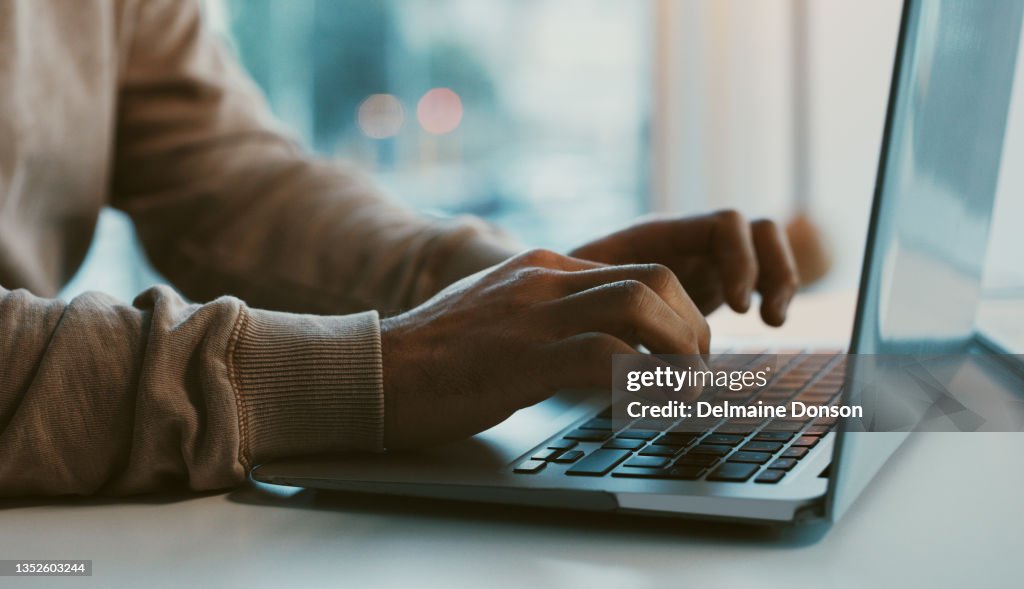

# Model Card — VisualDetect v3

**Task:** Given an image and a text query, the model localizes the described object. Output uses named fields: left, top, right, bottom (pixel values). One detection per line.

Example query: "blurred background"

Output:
left=62, top=0, right=1024, bottom=336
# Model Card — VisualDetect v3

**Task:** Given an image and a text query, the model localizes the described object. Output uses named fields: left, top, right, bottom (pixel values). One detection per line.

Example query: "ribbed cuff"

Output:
left=227, top=308, right=384, bottom=466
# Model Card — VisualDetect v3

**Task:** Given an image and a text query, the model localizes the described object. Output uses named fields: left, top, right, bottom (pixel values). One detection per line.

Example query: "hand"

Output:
left=569, top=210, right=800, bottom=326
left=380, top=249, right=710, bottom=448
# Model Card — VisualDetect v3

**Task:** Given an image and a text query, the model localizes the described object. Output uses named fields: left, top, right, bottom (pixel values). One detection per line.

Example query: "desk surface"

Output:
left=2, top=292, right=1021, bottom=588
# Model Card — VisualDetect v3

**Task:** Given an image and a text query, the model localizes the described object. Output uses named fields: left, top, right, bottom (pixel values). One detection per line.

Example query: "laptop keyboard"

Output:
left=513, top=351, right=846, bottom=484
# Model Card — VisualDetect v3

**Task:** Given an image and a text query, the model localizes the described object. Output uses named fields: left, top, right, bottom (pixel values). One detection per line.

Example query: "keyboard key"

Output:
left=715, top=390, right=751, bottom=400
left=704, top=434, right=744, bottom=446
left=639, top=444, right=681, bottom=457
left=707, top=462, right=759, bottom=482
left=602, top=438, right=646, bottom=451
left=566, top=449, right=631, bottom=476
left=725, top=416, right=765, bottom=425
left=728, top=451, right=772, bottom=464
left=514, top=460, right=546, bottom=474
left=580, top=417, right=614, bottom=431
left=614, top=465, right=704, bottom=479
left=553, top=450, right=585, bottom=464
left=531, top=448, right=562, bottom=461
left=753, top=431, right=794, bottom=442
left=689, top=444, right=732, bottom=457
left=677, top=418, right=720, bottom=431
left=797, top=393, right=833, bottom=403
left=806, top=425, right=831, bottom=435
left=781, top=447, right=809, bottom=459
left=632, top=418, right=668, bottom=430
left=741, top=441, right=783, bottom=453
left=547, top=439, right=578, bottom=451
left=717, top=424, right=757, bottom=435
left=791, top=435, right=820, bottom=448
left=665, top=466, right=705, bottom=480
left=768, top=458, right=797, bottom=471
left=655, top=432, right=699, bottom=446
left=564, top=429, right=611, bottom=442
left=616, top=430, right=659, bottom=440
left=611, top=466, right=705, bottom=479
left=612, top=467, right=671, bottom=478
left=676, top=453, right=721, bottom=467
left=766, top=420, right=805, bottom=432
left=624, top=456, right=671, bottom=469
left=755, top=469, right=786, bottom=484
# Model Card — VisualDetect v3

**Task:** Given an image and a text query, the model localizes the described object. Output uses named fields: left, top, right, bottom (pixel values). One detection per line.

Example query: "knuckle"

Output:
left=716, top=208, right=746, bottom=228
left=511, top=266, right=548, bottom=284
left=698, top=318, right=712, bottom=350
left=783, top=273, right=801, bottom=291
left=640, top=263, right=676, bottom=291
left=517, top=247, right=560, bottom=267
left=751, top=218, right=778, bottom=232
left=507, top=268, right=561, bottom=304
left=613, top=280, right=650, bottom=309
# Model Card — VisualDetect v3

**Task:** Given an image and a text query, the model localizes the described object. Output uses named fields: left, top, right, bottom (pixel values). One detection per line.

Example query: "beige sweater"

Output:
left=0, top=0, right=512, bottom=497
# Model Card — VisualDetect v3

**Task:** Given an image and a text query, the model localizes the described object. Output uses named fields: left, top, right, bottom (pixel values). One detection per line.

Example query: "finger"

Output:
left=750, top=219, right=800, bottom=326
left=612, top=213, right=757, bottom=312
left=541, top=333, right=636, bottom=391
left=618, top=211, right=759, bottom=312
left=542, top=280, right=710, bottom=355
left=552, top=263, right=707, bottom=329
left=707, top=210, right=759, bottom=313
left=568, top=211, right=757, bottom=312
left=542, top=336, right=704, bottom=403
left=678, top=258, right=726, bottom=315
left=694, top=289, right=725, bottom=316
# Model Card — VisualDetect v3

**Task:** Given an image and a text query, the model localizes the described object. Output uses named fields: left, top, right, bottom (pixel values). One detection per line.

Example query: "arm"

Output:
left=0, top=0, right=514, bottom=498
left=0, top=285, right=381, bottom=497
left=110, top=0, right=516, bottom=316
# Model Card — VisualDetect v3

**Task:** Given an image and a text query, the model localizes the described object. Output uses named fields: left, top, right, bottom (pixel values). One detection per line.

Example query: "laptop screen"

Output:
left=851, top=0, right=1023, bottom=356
left=830, top=0, right=1024, bottom=521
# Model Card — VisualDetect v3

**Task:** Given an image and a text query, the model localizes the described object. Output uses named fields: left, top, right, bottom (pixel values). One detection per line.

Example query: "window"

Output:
left=215, top=0, right=652, bottom=251
left=62, top=1, right=899, bottom=304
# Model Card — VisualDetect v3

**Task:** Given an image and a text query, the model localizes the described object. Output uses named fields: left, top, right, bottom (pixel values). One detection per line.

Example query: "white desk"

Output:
left=2, top=293, right=1022, bottom=588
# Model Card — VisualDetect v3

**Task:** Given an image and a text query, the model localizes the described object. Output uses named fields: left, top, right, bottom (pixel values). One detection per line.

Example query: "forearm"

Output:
left=116, top=145, right=517, bottom=315
left=110, top=0, right=519, bottom=316
left=0, top=284, right=383, bottom=497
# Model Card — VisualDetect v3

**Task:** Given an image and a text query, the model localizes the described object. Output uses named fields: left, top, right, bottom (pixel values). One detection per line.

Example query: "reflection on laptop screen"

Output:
left=831, top=0, right=1024, bottom=522
left=852, top=0, right=1024, bottom=355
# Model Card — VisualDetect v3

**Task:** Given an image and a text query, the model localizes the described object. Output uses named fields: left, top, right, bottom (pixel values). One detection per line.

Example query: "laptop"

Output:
left=253, top=0, right=1024, bottom=526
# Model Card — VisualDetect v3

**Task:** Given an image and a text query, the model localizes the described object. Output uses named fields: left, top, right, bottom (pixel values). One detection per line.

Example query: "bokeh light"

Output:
left=416, top=88, right=464, bottom=135
left=357, top=93, right=405, bottom=139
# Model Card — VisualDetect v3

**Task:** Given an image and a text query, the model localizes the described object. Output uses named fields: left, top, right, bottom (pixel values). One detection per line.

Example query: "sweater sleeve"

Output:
left=109, top=0, right=517, bottom=317
left=0, top=285, right=382, bottom=497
